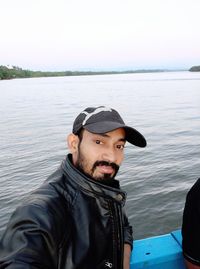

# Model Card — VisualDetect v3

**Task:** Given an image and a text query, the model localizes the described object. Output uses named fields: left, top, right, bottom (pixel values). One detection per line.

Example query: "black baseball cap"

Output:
left=72, top=106, right=147, bottom=148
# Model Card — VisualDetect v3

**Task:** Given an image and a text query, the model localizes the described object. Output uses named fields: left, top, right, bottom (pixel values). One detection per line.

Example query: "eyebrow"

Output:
left=96, top=133, right=126, bottom=142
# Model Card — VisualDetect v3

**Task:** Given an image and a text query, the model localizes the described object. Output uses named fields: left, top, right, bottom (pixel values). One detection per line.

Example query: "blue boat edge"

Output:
left=130, top=229, right=186, bottom=269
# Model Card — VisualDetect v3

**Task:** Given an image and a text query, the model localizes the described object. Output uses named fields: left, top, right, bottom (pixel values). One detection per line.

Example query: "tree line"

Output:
left=0, top=65, right=171, bottom=80
left=189, top=66, right=200, bottom=72
left=0, top=65, right=92, bottom=80
left=1, top=65, right=199, bottom=80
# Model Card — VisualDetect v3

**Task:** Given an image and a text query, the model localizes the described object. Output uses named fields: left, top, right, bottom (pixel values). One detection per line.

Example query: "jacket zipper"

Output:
left=108, top=200, right=124, bottom=269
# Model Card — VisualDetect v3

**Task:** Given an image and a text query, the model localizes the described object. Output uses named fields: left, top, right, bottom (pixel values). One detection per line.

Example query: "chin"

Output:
left=94, top=174, right=114, bottom=181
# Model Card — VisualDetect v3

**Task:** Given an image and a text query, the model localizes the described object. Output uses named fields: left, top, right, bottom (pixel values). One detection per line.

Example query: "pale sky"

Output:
left=1, top=0, right=200, bottom=71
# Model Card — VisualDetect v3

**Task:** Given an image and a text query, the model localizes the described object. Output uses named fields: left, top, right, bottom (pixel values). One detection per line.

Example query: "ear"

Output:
left=67, top=133, right=79, bottom=154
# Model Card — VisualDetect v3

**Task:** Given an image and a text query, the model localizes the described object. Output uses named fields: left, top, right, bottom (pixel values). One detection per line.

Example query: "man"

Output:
left=0, top=106, right=146, bottom=269
left=182, top=178, right=200, bottom=269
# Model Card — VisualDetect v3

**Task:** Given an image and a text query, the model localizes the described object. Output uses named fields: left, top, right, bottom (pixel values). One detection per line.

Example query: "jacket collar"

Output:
left=61, top=154, right=126, bottom=205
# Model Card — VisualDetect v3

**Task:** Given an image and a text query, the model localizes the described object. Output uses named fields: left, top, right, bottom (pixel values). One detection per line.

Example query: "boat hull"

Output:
left=130, top=230, right=186, bottom=269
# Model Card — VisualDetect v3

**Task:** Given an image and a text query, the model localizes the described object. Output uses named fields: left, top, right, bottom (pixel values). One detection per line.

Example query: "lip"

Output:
left=97, top=165, right=114, bottom=174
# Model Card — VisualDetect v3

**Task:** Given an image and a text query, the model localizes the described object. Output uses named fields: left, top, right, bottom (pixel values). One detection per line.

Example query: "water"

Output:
left=0, top=71, right=200, bottom=240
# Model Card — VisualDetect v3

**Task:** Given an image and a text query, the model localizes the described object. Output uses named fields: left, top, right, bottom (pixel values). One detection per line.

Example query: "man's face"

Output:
left=74, top=128, right=126, bottom=181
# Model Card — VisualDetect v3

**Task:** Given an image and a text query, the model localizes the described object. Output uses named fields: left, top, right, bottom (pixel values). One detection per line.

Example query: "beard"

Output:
left=91, top=160, right=119, bottom=180
left=75, top=150, right=119, bottom=182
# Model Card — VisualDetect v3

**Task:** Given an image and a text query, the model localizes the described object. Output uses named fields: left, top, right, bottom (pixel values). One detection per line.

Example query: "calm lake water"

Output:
left=0, top=71, right=200, bottom=240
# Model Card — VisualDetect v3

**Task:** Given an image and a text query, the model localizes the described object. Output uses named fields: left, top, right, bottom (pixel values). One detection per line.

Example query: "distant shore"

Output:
left=0, top=65, right=198, bottom=80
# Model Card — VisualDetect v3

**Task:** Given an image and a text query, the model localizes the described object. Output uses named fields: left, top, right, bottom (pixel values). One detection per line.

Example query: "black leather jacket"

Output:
left=0, top=154, right=133, bottom=269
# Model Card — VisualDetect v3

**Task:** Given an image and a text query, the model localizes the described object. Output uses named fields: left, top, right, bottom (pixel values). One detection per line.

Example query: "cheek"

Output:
left=78, top=146, right=94, bottom=169
left=117, top=152, right=124, bottom=165
left=81, top=143, right=99, bottom=162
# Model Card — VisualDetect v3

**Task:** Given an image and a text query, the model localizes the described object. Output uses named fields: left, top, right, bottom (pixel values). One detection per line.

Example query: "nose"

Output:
left=101, top=147, right=116, bottom=164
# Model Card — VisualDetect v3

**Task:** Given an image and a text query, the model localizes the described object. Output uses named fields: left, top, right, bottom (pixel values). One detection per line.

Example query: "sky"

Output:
left=1, top=0, right=200, bottom=71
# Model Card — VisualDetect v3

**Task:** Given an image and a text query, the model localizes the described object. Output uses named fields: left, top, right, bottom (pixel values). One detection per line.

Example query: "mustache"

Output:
left=92, top=160, right=119, bottom=172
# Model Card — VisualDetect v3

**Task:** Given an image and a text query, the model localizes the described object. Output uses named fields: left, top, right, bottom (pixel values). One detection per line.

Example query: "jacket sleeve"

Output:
left=0, top=203, right=60, bottom=269
left=123, top=210, right=133, bottom=250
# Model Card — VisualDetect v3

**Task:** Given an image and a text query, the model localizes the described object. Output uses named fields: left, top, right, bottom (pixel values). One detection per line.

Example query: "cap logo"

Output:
left=81, top=107, right=112, bottom=126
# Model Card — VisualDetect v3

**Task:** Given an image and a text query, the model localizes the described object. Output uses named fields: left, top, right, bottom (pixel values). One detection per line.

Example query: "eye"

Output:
left=116, top=144, right=125, bottom=150
left=95, top=140, right=103, bottom=145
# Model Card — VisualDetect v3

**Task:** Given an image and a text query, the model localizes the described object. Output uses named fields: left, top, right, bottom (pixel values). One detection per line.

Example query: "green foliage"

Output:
left=0, top=66, right=59, bottom=80
left=0, top=65, right=32, bottom=79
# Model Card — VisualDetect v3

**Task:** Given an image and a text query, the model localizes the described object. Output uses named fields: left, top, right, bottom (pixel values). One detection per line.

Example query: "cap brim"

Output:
left=84, top=121, right=147, bottom=148
left=124, top=126, right=147, bottom=148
